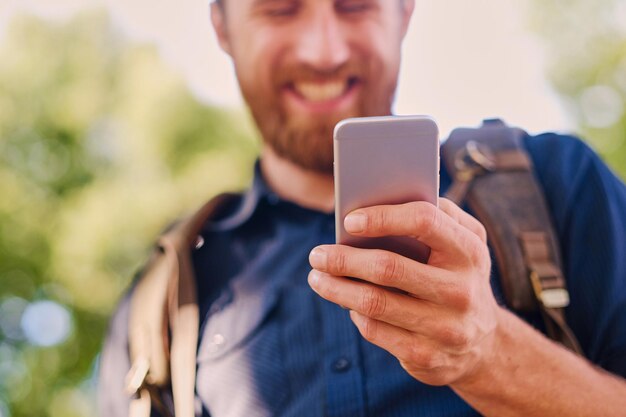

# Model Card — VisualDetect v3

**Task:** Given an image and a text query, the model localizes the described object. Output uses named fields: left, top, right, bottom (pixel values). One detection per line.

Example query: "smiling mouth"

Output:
left=289, top=77, right=360, bottom=103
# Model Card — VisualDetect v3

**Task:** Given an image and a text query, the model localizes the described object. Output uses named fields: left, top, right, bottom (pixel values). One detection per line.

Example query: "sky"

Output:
left=0, top=0, right=573, bottom=137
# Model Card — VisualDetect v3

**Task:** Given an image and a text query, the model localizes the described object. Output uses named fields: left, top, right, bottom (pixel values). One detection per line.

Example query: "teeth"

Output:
left=294, top=80, right=348, bottom=102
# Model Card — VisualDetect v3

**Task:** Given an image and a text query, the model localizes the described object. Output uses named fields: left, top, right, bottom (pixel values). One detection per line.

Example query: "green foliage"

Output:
left=528, top=0, right=626, bottom=178
left=0, top=10, right=258, bottom=417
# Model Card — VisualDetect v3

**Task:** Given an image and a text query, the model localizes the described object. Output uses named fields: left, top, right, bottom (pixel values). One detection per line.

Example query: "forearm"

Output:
left=452, top=308, right=626, bottom=417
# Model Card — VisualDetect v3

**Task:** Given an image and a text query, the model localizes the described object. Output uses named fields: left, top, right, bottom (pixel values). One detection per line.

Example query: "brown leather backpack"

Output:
left=122, top=120, right=582, bottom=417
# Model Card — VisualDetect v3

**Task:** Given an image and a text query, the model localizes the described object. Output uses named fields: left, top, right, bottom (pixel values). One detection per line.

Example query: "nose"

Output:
left=294, top=8, right=350, bottom=71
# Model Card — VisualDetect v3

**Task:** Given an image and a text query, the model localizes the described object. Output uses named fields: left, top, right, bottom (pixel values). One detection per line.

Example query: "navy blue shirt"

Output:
left=187, top=133, right=626, bottom=417
left=97, top=132, right=626, bottom=417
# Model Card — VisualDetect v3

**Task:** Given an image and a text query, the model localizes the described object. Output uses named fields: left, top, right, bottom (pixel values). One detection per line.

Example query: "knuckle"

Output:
left=418, top=204, right=441, bottom=239
left=438, top=325, right=470, bottom=348
left=360, top=286, right=387, bottom=319
left=448, top=285, right=472, bottom=312
left=464, top=241, right=481, bottom=266
left=371, top=252, right=403, bottom=284
left=408, top=345, right=438, bottom=370
left=329, top=250, right=348, bottom=274
left=476, top=222, right=488, bottom=243
left=375, top=208, right=389, bottom=231
left=466, top=238, right=488, bottom=267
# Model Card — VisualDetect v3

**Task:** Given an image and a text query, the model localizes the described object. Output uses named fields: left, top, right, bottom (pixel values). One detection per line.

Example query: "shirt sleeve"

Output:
left=98, top=292, right=132, bottom=417
left=526, top=133, right=626, bottom=376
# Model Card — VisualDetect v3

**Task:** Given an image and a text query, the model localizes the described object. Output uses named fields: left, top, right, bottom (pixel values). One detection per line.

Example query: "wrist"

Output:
left=448, top=308, right=626, bottom=417
left=451, top=306, right=516, bottom=393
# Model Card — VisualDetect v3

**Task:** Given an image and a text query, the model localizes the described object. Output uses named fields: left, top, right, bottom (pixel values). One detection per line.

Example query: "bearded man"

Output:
left=99, top=1, right=626, bottom=416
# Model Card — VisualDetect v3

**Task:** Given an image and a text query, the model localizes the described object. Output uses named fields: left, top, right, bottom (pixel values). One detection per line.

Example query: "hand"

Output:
left=308, top=198, right=503, bottom=386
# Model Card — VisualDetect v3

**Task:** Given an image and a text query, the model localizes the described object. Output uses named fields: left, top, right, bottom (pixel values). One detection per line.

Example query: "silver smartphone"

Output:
left=334, top=115, right=440, bottom=263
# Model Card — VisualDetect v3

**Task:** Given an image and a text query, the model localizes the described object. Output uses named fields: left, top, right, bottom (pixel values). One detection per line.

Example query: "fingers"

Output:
left=308, top=270, right=451, bottom=334
left=343, top=201, right=475, bottom=257
left=343, top=200, right=488, bottom=267
left=348, top=310, right=414, bottom=359
left=348, top=311, right=452, bottom=374
left=438, top=198, right=487, bottom=244
left=309, top=244, right=458, bottom=304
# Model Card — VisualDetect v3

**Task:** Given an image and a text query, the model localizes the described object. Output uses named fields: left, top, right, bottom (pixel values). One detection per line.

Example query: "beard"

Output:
left=237, top=58, right=398, bottom=174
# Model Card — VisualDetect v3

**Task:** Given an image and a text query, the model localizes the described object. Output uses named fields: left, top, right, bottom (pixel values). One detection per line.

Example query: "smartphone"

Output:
left=334, top=115, right=440, bottom=263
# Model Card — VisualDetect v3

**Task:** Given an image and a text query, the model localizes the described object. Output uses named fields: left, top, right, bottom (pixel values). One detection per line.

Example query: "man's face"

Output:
left=212, top=0, right=414, bottom=173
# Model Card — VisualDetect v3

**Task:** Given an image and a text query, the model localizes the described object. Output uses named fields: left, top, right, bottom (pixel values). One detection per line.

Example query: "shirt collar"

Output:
left=207, top=160, right=278, bottom=232
left=208, top=158, right=341, bottom=232
left=207, top=152, right=449, bottom=232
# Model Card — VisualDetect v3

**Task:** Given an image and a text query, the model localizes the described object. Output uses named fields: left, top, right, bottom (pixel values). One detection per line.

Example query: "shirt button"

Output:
left=331, top=357, right=351, bottom=373
left=212, top=333, right=225, bottom=345
left=207, top=333, right=226, bottom=353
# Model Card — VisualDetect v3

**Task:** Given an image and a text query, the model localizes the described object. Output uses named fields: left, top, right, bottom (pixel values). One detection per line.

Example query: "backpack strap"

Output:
left=442, top=119, right=582, bottom=354
left=126, top=193, right=240, bottom=417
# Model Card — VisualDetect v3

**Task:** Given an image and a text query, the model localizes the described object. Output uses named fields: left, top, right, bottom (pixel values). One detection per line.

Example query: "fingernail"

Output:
left=308, top=270, right=322, bottom=287
left=345, top=212, right=367, bottom=233
left=309, top=247, right=327, bottom=268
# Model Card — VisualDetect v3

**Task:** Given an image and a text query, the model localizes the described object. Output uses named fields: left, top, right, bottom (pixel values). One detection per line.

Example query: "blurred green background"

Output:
left=0, top=10, right=259, bottom=417
left=0, top=2, right=625, bottom=417
left=529, top=0, right=626, bottom=170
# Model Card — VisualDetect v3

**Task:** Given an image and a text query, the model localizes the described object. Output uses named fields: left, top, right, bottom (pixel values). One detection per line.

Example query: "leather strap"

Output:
left=127, top=193, right=239, bottom=417
left=442, top=119, right=583, bottom=354
left=519, top=232, right=583, bottom=353
left=445, top=136, right=532, bottom=204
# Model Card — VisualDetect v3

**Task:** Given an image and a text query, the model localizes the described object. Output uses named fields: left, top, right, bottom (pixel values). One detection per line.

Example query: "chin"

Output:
left=265, top=128, right=335, bottom=175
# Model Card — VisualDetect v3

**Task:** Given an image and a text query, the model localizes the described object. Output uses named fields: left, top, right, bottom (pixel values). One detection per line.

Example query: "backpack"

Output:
left=118, top=120, right=582, bottom=417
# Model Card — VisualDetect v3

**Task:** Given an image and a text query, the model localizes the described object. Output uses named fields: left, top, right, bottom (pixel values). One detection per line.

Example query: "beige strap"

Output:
left=160, top=235, right=198, bottom=417
left=129, top=388, right=151, bottom=417
left=127, top=245, right=177, bottom=417
left=127, top=193, right=237, bottom=417
left=127, top=253, right=173, bottom=417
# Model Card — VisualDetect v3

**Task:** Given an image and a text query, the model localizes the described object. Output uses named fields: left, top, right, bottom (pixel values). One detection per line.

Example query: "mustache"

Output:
left=274, top=60, right=370, bottom=85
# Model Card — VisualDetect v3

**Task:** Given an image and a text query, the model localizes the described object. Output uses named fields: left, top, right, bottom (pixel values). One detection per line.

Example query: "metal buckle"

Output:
left=454, top=140, right=496, bottom=172
left=125, top=357, right=150, bottom=396
left=529, top=271, right=570, bottom=309
left=454, top=140, right=496, bottom=181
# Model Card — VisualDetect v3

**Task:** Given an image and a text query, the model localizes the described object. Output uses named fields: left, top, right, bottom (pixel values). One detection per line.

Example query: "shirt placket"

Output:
left=317, top=214, right=367, bottom=417
left=320, top=299, right=367, bottom=417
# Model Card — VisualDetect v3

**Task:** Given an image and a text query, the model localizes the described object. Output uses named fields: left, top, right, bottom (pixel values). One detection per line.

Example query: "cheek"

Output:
left=355, top=38, right=401, bottom=83
left=230, top=28, right=287, bottom=90
left=350, top=20, right=403, bottom=74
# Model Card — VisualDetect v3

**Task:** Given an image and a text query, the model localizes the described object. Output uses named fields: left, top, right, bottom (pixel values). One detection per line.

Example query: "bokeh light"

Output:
left=0, top=298, right=27, bottom=341
left=580, top=85, right=624, bottom=128
left=0, top=399, right=10, bottom=417
left=20, top=301, right=72, bottom=347
left=0, top=343, right=29, bottom=402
